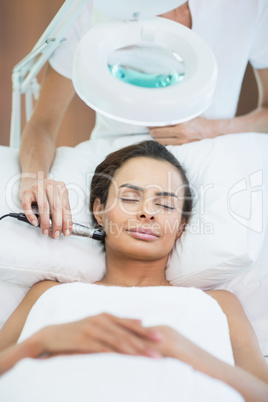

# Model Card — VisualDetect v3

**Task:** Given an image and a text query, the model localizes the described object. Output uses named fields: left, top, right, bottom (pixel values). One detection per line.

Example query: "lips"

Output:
left=127, top=226, right=160, bottom=240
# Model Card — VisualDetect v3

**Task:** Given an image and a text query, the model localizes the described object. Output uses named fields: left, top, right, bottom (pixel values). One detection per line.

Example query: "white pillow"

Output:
left=0, top=133, right=267, bottom=288
left=166, top=133, right=268, bottom=287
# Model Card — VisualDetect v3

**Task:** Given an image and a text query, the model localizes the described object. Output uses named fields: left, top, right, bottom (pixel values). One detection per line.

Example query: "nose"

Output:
left=137, top=201, right=156, bottom=221
left=138, top=212, right=155, bottom=221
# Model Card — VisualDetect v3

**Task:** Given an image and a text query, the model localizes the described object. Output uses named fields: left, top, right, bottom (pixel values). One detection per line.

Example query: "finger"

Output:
left=21, top=193, right=39, bottom=226
left=87, top=320, right=138, bottom=355
left=92, top=322, right=158, bottom=357
left=46, top=179, right=62, bottom=239
left=44, top=341, right=112, bottom=357
left=102, top=322, right=151, bottom=356
left=111, top=316, right=164, bottom=342
left=71, top=339, right=112, bottom=354
left=60, top=185, right=73, bottom=237
left=148, top=125, right=175, bottom=131
left=149, top=128, right=177, bottom=139
left=35, top=183, right=50, bottom=235
left=85, top=341, right=111, bottom=354
left=153, top=137, right=184, bottom=146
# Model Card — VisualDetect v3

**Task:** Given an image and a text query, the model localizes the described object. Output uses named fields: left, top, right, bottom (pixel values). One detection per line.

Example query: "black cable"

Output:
left=0, top=213, right=20, bottom=221
left=0, top=213, right=36, bottom=226
left=0, top=214, right=10, bottom=221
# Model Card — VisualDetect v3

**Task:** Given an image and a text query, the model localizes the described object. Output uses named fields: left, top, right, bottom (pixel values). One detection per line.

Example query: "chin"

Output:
left=129, top=249, right=167, bottom=261
left=106, top=229, right=175, bottom=256
left=110, top=237, right=170, bottom=260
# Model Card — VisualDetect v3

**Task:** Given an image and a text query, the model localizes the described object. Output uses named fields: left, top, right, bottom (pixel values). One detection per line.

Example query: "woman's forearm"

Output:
left=0, top=336, right=43, bottom=376
left=172, top=341, right=268, bottom=402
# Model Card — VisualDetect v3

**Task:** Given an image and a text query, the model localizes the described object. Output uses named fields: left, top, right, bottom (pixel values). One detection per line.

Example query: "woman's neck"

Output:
left=96, top=249, right=171, bottom=287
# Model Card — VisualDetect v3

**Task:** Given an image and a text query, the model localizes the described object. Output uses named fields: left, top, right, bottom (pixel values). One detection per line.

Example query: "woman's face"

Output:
left=94, top=157, right=185, bottom=261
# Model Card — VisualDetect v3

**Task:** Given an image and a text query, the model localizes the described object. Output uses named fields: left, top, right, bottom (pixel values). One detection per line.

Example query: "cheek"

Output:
left=102, top=205, right=127, bottom=238
left=161, top=213, right=181, bottom=238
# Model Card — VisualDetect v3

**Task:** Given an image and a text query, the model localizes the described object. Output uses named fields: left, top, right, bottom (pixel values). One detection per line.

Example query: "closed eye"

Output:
left=120, top=198, right=140, bottom=202
left=155, top=203, right=175, bottom=210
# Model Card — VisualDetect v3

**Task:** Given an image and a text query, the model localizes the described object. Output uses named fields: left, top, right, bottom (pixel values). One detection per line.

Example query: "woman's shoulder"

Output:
left=205, top=289, right=246, bottom=322
left=204, top=289, right=239, bottom=304
left=30, top=280, right=61, bottom=296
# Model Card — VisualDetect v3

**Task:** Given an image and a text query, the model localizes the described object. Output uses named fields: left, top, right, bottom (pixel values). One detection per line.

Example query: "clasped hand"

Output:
left=33, top=313, right=189, bottom=361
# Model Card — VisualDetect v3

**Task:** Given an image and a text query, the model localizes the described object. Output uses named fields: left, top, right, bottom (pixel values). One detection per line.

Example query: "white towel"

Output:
left=0, top=284, right=243, bottom=402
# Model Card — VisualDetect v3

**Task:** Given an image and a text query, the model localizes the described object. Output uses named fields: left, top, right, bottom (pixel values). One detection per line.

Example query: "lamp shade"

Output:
left=73, top=16, right=217, bottom=126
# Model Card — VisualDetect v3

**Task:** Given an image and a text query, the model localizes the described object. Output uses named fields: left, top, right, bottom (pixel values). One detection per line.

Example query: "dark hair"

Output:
left=90, top=140, right=192, bottom=228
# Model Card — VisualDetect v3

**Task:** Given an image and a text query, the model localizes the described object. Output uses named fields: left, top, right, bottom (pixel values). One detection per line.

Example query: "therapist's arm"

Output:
left=150, top=68, right=268, bottom=145
left=19, top=65, right=75, bottom=238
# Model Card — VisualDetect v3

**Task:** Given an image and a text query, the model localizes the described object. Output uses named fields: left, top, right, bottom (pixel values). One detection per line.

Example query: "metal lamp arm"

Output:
left=9, top=0, right=89, bottom=148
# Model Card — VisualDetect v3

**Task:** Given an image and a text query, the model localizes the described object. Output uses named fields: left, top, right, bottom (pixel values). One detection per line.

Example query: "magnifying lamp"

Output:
left=9, top=0, right=217, bottom=148
left=73, top=0, right=218, bottom=126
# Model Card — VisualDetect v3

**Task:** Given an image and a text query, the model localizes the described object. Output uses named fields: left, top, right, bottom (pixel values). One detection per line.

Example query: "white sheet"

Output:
left=0, top=284, right=243, bottom=402
left=0, top=354, right=243, bottom=402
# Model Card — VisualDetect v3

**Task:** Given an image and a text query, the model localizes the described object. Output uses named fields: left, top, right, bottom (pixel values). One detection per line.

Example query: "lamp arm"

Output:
left=9, top=0, right=89, bottom=148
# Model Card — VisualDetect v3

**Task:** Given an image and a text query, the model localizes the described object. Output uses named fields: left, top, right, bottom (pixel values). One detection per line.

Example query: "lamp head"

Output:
left=72, top=0, right=217, bottom=126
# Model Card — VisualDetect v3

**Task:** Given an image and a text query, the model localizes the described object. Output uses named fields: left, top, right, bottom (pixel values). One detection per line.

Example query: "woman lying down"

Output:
left=0, top=141, right=267, bottom=402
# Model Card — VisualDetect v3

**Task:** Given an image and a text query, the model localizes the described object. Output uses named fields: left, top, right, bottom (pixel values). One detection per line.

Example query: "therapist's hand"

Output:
left=149, top=116, right=217, bottom=145
left=19, top=177, right=73, bottom=239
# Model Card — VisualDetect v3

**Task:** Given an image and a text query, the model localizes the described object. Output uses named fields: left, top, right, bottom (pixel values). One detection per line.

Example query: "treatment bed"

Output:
left=0, top=133, right=267, bottom=401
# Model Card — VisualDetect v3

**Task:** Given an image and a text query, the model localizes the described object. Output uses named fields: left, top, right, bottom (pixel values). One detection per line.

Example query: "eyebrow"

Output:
left=119, top=184, right=178, bottom=198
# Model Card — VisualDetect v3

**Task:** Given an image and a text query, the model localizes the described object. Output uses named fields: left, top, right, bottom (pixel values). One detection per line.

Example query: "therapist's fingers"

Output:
left=149, top=125, right=175, bottom=137
left=149, top=118, right=207, bottom=145
left=153, top=136, right=198, bottom=146
left=19, top=178, right=72, bottom=237
left=150, top=130, right=202, bottom=146
left=149, top=128, right=185, bottom=146
left=46, top=179, right=63, bottom=239
left=42, top=179, right=72, bottom=238
left=45, top=179, right=72, bottom=238
left=19, top=179, right=40, bottom=226
left=20, top=192, right=39, bottom=227
left=61, top=185, right=73, bottom=237
left=36, top=182, right=51, bottom=235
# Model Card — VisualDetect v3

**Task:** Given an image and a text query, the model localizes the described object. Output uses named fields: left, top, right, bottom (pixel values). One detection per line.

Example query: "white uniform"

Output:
left=49, top=0, right=268, bottom=138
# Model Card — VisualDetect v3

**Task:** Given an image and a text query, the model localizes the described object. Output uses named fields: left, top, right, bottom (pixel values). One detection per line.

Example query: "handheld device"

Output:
left=0, top=212, right=106, bottom=241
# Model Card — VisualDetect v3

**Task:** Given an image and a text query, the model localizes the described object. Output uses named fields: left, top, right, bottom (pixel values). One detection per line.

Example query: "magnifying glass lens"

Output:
left=108, top=43, right=185, bottom=88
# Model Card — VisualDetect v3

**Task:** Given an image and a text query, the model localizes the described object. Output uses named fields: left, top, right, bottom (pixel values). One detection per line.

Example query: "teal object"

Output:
left=108, top=65, right=184, bottom=88
left=108, top=43, right=185, bottom=89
